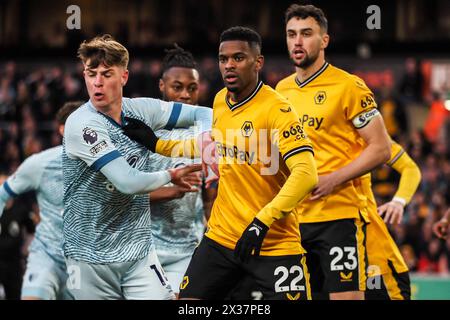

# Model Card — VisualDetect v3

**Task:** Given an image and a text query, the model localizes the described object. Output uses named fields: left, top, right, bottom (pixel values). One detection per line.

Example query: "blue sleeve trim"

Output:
left=164, top=102, right=183, bottom=130
left=91, top=150, right=122, bottom=172
left=3, top=181, right=18, bottom=197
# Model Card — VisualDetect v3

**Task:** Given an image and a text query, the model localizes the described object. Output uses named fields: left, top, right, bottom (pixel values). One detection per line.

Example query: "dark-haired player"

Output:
left=276, top=4, right=391, bottom=300
left=148, top=44, right=217, bottom=297
left=179, top=27, right=318, bottom=300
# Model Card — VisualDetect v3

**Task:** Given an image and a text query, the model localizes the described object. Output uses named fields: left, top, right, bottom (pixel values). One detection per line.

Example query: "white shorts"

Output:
left=65, top=246, right=174, bottom=300
left=21, top=250, right=70, bottom=300
left=157, top=251, right=193, bottom=294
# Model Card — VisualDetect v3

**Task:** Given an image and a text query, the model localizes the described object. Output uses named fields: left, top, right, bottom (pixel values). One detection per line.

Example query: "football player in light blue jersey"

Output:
left=0, top=101, right=82, bottom=300
left=63, top=35, right=214, bottom=300
left=148, top=45, right=218, bottom=297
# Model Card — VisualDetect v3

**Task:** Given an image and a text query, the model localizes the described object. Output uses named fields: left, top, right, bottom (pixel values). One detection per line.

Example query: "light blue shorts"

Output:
left=157, top=250, right=193, bottom=294
left=65, top=246, right=174, bottom=300
left=21, top=250, right=70, bottom=300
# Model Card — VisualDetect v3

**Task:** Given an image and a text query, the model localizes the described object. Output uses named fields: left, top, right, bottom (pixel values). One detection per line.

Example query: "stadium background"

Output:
left=0, top=0, right=449, bottom=299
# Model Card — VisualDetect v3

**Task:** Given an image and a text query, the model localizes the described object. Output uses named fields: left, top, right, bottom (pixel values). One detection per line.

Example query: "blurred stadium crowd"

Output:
left=0, top=55, right=448, bottom=282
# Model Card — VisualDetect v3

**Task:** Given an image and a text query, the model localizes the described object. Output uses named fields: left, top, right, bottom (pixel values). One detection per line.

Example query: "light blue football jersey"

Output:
left=149, top=128, right=204, bottom=254
left=63, top=98, right=211, bottom=264
left=2, top=146, right=65, bottom=264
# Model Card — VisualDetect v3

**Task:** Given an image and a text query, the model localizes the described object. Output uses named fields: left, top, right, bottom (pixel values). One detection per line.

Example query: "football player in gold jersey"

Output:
left=363, top=141, right=421, bottom=300
left=179, top=26, right=318, bottom=300
left=276, top=4, right=391, bottom=300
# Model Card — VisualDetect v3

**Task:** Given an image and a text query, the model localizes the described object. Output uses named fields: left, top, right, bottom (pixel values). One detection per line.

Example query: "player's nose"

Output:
left=94, top=74, right=104, bottom=87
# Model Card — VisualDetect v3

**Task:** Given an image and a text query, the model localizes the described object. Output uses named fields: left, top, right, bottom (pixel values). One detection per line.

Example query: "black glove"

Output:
left=234, top=218, right=269, bottom=263
left=123, top=117, right=159, bottom=152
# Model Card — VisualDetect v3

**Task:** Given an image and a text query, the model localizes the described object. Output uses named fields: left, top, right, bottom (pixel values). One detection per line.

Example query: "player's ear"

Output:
left=321, top=33, right=330, bottom=50
left=159, top=79, right=165, bottom=93
left=58, top=125, right=64, bottom=137
left=255, top=54, right=264, bottom=73
left=121, top=69, right=129, bottom=86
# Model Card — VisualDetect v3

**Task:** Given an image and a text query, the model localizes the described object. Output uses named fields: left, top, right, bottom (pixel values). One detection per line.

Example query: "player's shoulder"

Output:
left=212, top=87, right=228, bottom=109
left=214, top=87, right=228, bottom=101
left=36, top=145, right=63, bottom=160
left=65, top=101, right=104, bottom=129
left=259, top=84, right=292, bottom=108
left=328, top=65, right=370, bottom=90
left=22, top=145, right=62, bottom=170
left=260, top=84, right=290, bottom=106
left=123, top=96, right=163, bottom=112
left=275, top=73, right=297, bottom=91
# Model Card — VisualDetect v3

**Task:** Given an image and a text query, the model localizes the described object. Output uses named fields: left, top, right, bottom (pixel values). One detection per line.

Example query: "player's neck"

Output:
left=295, top=56, right=326, bottom=83
left=229, top=78, right=260, bottom=103
left=96, top=99, right=123, bottom=125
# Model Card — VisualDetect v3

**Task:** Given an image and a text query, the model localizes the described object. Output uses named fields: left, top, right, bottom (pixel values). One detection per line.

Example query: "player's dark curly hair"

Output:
left=220, top=26, right=262, bottom=53
left=56, top=101, right=84, bottom=125
left=161, top=43, right=197, bottom=75
left=284, top=4, right=328, bottom=33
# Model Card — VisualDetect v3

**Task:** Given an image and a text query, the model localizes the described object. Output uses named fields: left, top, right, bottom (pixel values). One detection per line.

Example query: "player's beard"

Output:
left=226, top=85, right=239, bottom=93
left=290, top=49, right=319, bottom=69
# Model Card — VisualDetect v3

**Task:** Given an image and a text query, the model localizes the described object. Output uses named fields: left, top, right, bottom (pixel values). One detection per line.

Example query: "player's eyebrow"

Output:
left=287, top=27, right=313, bottom=33
left=85, top=68, right=114, bottom=74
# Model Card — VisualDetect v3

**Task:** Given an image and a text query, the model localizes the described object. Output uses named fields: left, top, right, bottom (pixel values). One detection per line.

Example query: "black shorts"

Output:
left=179, top=236, right=310, bottom=300
left=365, top=266, right=411, bottom=300
left=226, top=274, right=263, bottom=300
left=299, top=218, right=367, bottom=295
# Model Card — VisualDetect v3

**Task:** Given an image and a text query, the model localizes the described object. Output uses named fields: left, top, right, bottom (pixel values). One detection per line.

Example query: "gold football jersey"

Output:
left=205, top=81, right=313, bottom=256
left=276, top=63, right=379, bottom=223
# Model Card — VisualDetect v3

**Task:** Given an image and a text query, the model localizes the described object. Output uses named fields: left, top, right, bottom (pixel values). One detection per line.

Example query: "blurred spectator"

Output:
left=398, top=57, right=425, bottom=105
left=423, top=91, right=450, bottom=144
left=417, top=238, right=447, bottom=274
left=378, top=86, right=409, bottom=140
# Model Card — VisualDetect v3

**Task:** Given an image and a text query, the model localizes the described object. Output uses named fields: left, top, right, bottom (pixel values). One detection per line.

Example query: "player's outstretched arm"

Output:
left=311, top=115, right=391, bottom=200
left=123, top=116, right=206, bottom=158
left=123, top=117, right=218, bottom=179
left=378, top=144, right=422, bottom=224
left=149, top=171, right=202, bottom=202
left=100, top=157, right=201, bottom=195
left=234, top=151, right=318, bottom=263
left=131, top=98, right=212, bottom=133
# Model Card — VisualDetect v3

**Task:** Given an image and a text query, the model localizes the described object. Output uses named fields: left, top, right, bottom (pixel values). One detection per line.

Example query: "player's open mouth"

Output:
left=293, top=49, right=305, bottom=59
left=224, top=74, right=238, bottom=83
left=94, top=92, right=105, bottom=100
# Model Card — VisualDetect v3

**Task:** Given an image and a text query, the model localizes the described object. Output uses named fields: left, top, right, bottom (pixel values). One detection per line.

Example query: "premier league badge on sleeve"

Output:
left=82, top=127, right=98, bottom=145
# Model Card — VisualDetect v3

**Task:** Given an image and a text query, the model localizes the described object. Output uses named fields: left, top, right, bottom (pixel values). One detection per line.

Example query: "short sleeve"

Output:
left=344, top=76, right=378, bottom=128
left=65, top=113, right=121, bottom=171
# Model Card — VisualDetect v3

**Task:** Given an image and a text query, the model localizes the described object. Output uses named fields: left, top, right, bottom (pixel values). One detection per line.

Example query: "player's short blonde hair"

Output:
left=77, top=34, right=129, bottom=69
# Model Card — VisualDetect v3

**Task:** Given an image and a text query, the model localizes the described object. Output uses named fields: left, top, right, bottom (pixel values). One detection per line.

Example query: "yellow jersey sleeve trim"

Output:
left=256, top=151, right=318, bottom=227
left=282, top=145, right=314, bottom=162
left=387, top=148, right=405, bottom=166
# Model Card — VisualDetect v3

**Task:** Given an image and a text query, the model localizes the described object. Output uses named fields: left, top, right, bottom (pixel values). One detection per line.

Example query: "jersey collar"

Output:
left=225, top=80, right=263, bottom=112
left=295, top=62, right=329, bottom=88
left=88, top=100, right=126, bottom=128
left=99, top=111, right=126, bottom=128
